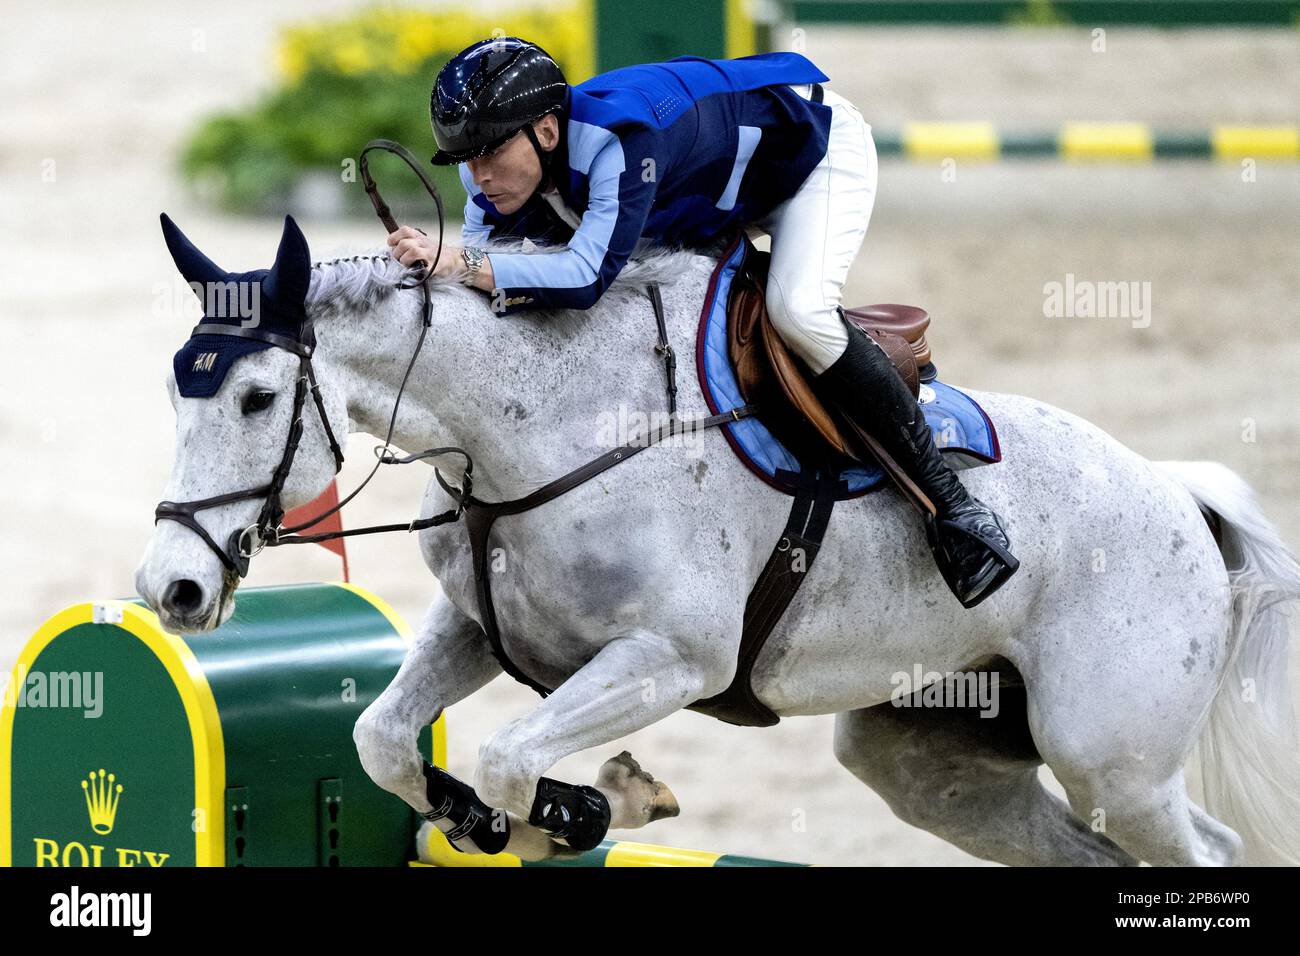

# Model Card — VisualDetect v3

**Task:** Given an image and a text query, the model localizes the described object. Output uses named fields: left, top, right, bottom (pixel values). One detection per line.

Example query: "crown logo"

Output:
left=82, top=768, right=123, bottom=835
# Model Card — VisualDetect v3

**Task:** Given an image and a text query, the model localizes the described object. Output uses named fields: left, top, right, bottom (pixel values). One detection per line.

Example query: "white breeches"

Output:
left=755, top=85, right=879, bottom=375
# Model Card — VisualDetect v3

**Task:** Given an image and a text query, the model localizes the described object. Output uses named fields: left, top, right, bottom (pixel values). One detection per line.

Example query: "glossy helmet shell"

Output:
left=430, top=37, right=568, bottom=165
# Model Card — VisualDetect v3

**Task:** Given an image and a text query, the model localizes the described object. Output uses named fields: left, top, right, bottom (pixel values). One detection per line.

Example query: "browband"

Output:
left=191, top=322, right=313, bottom=358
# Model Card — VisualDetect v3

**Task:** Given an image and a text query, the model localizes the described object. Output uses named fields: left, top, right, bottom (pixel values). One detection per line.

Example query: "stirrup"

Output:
left=923, top=512, right=1020, bottom=608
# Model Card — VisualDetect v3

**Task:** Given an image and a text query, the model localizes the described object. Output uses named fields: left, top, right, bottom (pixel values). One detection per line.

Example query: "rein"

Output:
left=155, top=137, right=751, bottom=583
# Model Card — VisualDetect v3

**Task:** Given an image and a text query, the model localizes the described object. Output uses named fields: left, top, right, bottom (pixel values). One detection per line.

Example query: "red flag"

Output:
left=283, top=480, right=349, bottom=582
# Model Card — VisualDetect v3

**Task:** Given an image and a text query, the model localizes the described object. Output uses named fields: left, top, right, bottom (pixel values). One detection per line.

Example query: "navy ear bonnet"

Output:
left=162, top=213, right=313, bottom=398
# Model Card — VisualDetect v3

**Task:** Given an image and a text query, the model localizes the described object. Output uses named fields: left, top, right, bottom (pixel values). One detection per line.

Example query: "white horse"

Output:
left=135, top=217, right=1300, bottom=865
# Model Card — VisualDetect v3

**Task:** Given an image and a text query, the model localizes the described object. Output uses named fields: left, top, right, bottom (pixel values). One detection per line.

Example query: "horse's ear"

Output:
left=160, top=213, right=226, bottom=290
left=264, top=215, right=311, bottom=308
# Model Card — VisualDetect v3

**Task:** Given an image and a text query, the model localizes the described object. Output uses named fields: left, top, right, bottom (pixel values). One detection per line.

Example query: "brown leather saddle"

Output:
left=727, top=237, right=940, bottom=516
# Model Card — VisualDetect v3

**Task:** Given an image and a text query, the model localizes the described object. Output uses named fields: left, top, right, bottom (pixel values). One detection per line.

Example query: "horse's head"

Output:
left=135, top=214, right=345, bottom=633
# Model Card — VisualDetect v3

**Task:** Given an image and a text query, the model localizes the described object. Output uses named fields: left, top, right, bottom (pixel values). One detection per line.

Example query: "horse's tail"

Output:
left=1156, top=459, right=1300, bottom=865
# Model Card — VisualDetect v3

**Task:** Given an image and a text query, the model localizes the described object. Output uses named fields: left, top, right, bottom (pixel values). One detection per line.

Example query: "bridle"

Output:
left=154, top=139, right=474, bottom=578
left=153, top=321, right=347, bottom=577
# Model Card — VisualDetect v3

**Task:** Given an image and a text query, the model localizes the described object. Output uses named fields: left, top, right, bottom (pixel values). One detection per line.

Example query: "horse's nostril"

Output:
left=162, top=579, right=205, bottom=617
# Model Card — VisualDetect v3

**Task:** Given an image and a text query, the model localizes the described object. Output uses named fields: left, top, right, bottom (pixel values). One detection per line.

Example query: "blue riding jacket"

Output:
left=458, top=52, right=833, bottom=313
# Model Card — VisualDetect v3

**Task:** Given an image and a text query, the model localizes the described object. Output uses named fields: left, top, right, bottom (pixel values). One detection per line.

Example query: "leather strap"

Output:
left=838, top=415, right=938, bottom=517
left=438, top=407, right=755, bottom=697
left=690, top=468, right=841, bottom=726
left=191, top=323, right=312, bottom=358
left=647, top=284, right=678, bottom=417
left=154, top=353, right=324, bottom=576
left=303, top=360, right=345, bottom=473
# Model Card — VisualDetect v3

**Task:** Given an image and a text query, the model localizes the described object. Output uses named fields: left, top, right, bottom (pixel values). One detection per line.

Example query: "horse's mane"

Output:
left=305, top=239, right=722, bottom=319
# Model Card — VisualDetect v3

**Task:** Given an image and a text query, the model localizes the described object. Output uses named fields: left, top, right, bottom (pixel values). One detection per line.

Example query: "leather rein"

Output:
left=155, top=137, right=752, bottom=595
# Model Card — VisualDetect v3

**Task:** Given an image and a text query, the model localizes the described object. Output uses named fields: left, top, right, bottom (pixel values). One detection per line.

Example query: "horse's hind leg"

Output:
left=1025, top=642, right=1244, bottom=865
left=1051, top=765, right=1242, bottom=867
left=1035, top=719, right=1243, bottom=866
left=834, top=682, right=1136, bottom=866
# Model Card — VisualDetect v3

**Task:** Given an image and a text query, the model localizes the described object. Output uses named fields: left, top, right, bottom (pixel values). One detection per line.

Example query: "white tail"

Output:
left=1157, top=460, right=1300, bottom=865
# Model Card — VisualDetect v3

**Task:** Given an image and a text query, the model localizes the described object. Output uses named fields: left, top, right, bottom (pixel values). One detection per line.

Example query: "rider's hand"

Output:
left=431, top=243, right=464, bottom=279
left=387, top=226, right=461, bottom=278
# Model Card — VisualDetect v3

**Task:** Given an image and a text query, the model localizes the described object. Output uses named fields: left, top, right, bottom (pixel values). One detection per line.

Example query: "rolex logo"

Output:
left=82, top=769, right=123, bottom=835
left=192, top=352, right=217, bottom=373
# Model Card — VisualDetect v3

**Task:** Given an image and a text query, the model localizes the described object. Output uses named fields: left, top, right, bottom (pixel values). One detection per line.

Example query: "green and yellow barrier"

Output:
left=883, top=123, right=1300, bottom=162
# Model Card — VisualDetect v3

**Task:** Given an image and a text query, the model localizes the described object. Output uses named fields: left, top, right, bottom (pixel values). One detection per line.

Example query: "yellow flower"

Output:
left=395, top=19, right=438, bottom=70
left=333, top=39, right=373, bottom=75
left=271, top=3, right=591, bottom=81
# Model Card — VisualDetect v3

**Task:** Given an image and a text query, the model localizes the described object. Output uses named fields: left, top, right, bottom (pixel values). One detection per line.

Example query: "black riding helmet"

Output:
left=429, top=37, right=568, bottom=168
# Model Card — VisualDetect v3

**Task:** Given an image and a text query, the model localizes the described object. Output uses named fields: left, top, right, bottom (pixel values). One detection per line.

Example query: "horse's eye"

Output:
left=241, top=390, right=275, bottom=415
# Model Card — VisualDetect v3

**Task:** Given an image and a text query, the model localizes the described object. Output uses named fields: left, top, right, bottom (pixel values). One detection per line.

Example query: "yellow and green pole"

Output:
left=881, top=123, right=1300, bottom=162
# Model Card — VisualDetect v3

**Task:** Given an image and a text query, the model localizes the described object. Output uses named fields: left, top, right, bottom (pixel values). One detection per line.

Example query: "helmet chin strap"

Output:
left=522, top=122, right=555, bottom=194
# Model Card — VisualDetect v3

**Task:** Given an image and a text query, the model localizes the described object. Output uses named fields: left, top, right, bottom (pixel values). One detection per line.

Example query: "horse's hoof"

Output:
left=597, top=751, right=680, bottom=824
left=646, top=781, right=681, bottom=822
left=599, top=750, right=651, bottom=781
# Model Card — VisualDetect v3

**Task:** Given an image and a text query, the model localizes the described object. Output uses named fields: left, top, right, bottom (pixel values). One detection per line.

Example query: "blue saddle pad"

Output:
left=695, top=237, right=1001, bottom=498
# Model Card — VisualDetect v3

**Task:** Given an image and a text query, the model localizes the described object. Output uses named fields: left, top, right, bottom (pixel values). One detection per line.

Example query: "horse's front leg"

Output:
left=474, top=627, right=734, bottom=850
left=354, top=591, right=675, bottom=861
left=353, top=590, right=500, bottom=815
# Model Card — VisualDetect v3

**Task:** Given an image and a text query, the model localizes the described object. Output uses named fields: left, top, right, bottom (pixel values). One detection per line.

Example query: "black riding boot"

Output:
left=814, top=321, right=1019, bottom=607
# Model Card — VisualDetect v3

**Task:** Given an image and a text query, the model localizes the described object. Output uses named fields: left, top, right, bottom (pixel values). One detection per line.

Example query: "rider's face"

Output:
left=465, top=114, right=559, bottom=216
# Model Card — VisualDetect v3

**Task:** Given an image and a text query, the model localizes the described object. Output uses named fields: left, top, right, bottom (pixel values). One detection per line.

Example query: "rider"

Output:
left=388, top=36, right=1018, bottom=607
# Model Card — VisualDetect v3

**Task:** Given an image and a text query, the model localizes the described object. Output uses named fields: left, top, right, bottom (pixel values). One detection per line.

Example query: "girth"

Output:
left=692, top=468, right=841, bottom=726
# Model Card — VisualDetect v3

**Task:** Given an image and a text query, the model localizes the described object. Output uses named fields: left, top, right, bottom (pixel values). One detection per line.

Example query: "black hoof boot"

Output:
left=421, top=761, right=511, bottom=854
left=528, top=777, right=611, bottom=852
left=815, top=321, right=1020, bottom=608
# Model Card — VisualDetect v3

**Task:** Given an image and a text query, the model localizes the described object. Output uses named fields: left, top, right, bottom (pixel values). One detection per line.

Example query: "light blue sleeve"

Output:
left=487, top=124, right=658, bottom=312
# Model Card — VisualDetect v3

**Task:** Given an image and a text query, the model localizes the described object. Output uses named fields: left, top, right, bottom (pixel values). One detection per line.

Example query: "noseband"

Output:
left=154, top=139, right=467, bottom=578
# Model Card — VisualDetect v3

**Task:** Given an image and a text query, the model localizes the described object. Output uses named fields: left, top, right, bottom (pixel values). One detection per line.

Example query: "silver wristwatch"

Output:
left=460, top=247, right=486, bottom=285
